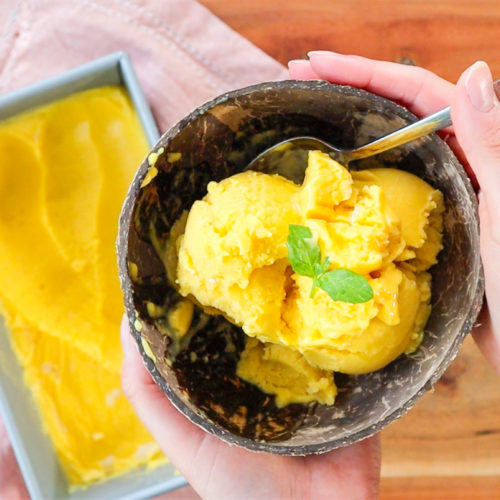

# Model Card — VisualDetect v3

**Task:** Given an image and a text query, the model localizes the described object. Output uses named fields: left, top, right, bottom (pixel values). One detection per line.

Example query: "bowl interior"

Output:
left=118, top=80, right=483, bottom=454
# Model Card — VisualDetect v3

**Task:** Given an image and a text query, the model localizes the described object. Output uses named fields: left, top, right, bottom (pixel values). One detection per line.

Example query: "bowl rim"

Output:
left=118, top=78, right=484, bottom=455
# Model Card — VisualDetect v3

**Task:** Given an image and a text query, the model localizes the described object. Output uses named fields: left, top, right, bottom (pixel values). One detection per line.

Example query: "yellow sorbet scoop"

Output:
left=176, top=151, right=444, bottom=406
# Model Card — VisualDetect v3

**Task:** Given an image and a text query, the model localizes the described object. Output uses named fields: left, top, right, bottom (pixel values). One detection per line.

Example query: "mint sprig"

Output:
left=286, top=224, right=374, bottom=303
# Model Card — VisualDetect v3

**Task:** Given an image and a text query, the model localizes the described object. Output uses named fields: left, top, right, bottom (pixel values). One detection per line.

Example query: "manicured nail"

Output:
left=464, top=61, right=497, bottom=113
left=307, top=50, right=341, bottom=57
left=307, top=50, right=337, bottom=58
left=288, top=59, right=310, bottom=68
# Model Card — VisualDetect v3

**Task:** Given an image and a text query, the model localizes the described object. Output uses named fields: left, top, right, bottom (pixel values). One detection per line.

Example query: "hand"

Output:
left=0, top=419, right=29, bottom=500
left=289, top=52, right=500, bottom=373
left=120, top=319, right=380, bottom=500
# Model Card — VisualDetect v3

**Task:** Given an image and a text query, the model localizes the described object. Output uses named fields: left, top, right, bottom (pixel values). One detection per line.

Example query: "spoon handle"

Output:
left=348, top=107, right=451, bottom=160
left=350, top=78, right=500, bottom=161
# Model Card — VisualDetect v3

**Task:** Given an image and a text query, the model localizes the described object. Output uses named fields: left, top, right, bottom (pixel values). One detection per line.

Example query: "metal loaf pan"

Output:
left=0, top=51, right=187, bottom=500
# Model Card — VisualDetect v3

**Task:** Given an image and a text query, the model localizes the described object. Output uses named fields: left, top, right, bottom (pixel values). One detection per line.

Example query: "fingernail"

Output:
left=464, top=61, right=497, bottom=112
left=288, top=59, right=309, bottom=68
left=307, top=50, right=338, bottom=59
left=120, top=315, right=134, bottom=356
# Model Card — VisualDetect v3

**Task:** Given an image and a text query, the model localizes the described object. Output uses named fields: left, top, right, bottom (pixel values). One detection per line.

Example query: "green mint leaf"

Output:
left=286, top=224, right=321, bottom=278
left=286, top=225, right=373, bottom=304
left=318, top=269, right=374, bottom=304
left=317, top=256, right=331, bottom=275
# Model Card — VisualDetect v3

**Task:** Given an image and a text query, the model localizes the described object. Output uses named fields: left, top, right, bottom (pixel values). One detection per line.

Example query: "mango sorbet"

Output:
left=0, top=87, right=164, bottom=486
left=177, top=151, right=444, bottom=406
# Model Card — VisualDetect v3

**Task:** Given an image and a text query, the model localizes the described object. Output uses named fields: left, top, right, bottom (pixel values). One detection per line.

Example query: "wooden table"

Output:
left=198, top=2, right=500, bottom=498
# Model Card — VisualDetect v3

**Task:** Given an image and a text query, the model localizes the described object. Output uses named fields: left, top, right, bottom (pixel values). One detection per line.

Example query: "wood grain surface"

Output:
left=199, top=0, right=500, bottom=82
left=198, top=1, right=500, bottom=498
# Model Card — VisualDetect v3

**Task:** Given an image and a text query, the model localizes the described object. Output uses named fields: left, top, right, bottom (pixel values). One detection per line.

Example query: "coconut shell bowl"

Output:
left=117, top=80, right=483, bottom=455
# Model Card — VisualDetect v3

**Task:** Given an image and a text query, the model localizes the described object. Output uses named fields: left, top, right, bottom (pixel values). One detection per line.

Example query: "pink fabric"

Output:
left=0, top=0, right=287, bottom=130
left=0, top=1, right=286, bottom=498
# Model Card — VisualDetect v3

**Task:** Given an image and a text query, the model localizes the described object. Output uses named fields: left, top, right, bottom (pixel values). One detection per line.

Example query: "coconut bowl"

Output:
left=117, top=80, right=483, bottom=455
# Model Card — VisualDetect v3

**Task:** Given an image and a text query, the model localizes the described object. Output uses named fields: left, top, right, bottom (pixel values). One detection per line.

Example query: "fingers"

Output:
left=473, top=193, right=500, bottom=374
left=451, top=62, right=500, bottom=215
left=120, top=317, right=212, bottom=478
left=472, top=305, right=500, bottom=374
left=288, top=59, right=320, bottom=80
left=451, top=61, right=500, bottom=371
left=306, top=435, right=381, bottom=500
left=0, top=420, right=30, bottom=500
left=289, top=51, right=455, bottom=119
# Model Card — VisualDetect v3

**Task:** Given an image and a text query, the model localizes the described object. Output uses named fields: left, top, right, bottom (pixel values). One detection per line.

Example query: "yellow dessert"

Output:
left=177, top=170, right=298, bottom=338
left=0, top=87, right=164, bottom=486
left=237, top=338, right=337, bottom=407
left=176, top=151, right=443, bottom=407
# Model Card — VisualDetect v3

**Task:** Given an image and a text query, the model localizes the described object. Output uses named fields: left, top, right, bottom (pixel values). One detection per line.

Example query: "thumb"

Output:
left=451, top=61, right=500, bottom=226
left=451, top=61, right=500, bottom=371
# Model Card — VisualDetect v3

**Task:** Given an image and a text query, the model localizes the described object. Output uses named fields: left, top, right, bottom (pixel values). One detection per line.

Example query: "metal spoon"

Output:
left=247, top=79, right=500, bottom=169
